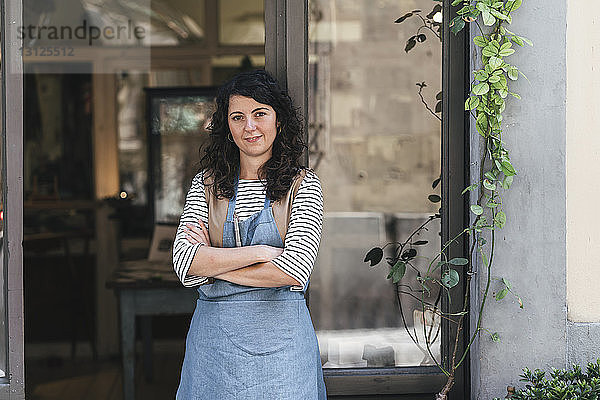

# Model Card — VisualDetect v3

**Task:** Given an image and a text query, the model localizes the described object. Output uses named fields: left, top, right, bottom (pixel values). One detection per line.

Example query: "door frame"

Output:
left=1, top=0, right=26, bottom=397
left=264, top=0, right=470, bottom=397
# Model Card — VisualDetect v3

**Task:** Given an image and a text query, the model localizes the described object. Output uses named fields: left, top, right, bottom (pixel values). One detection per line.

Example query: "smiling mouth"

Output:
left=245, top=136, right=262, bottom=143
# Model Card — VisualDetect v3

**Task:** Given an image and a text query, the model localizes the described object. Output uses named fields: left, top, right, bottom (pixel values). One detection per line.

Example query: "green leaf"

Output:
left=511, top=35, right=524, bottom=46
left=510, top=92, right=521, bottom=99
left=499, top=48, right=515, bottom=57
left=441, top=269, right=460, bottom=288
left=395, top=12, right=414, bottom=23
left=476, top=114, right=489, bottom=136
left=499, top=89, right=508, bottom=98
left=432, top=260, right=447, bottom=273
left=490, top=332, right=501, bottom=342
left=508, top=66, right=519, bottom=80
left=364, top=247, right=384, bottom=266
left=456, top=5, right=471, bottom=15
left=482, top=44, right=499, bottom=57
left=505, top=0, right=522, bottom=12
left=500, top=160, right=516, bottom=176
left=481, top=10, right=496, bottom=26
left=473, top=82, right=490, bottom=95
left=502, top=175, right=514, bottom=189
left=486, top=201, right=499, bottom=208
left=465, top=96, right=480, bottom=111
left=520, top=36, right=534, bottom=46
left=502, top=277, right=512, bottom=290
left=451, top=0, right=462, bottom=5
left=475, top=70, right=489, bottom=81
left=450, top=16, right=466, bottom=34
left=483, top=179, right=497, bottom=191
left=495, top=210, right=507, bottom=228
left=449, top=257, right=469, bottom=266
left=405, top=37, right=417, bottom=52
left=471, top=205, right=484, bottom=215
left=473, top=35, right=488, bottom=47
left=488, top=56, right=503, bottom=70
left=462, top=183, right=478, bottom=195
left=428, top=194, right=442, bottom=203
left=488, top=75, right=501, bottom=83
left=390, top=261, right=407, bottom=283
left=484, top=171, right=498, bottom=181
left=496, top=288, right=509, bottom=300
left=476, top=2, right=489, bottom=12
left=489, top=9, right=509, bottom=21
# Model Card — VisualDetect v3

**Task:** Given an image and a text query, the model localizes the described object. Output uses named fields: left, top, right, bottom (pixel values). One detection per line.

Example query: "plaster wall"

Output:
left=566, top=0, right=600, bottom=323
left=473, top=1, right=568, bottom=398
left=564, top=0, right=600, bottom=370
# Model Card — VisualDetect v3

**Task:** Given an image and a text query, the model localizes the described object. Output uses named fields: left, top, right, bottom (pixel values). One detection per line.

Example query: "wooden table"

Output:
left=106, top=260, right=197, bottom=400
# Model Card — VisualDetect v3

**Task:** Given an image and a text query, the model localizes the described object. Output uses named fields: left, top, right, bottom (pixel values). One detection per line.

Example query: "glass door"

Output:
left=300, top=0, right=468, bottom=397
left=308, top=0, right=443, bottom=369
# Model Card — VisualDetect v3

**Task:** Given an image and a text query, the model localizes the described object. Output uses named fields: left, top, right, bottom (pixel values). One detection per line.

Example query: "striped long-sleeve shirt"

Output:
left=172, top=168, right=324, bottom=289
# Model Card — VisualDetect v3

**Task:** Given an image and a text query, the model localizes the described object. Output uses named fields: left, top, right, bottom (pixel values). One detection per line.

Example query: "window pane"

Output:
left=219, top=0, right=265, bottom=45
left=116, top=56, right=265, bottom=212
left=23, top=0, right=204, bottom=47
left=308, top=0, right=442, bottom=369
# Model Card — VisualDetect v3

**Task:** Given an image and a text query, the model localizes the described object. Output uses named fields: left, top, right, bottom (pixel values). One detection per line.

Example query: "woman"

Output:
left=172, top=69, right=327, bottom=399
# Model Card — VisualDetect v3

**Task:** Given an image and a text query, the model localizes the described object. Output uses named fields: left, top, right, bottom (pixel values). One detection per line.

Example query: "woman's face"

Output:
left=227, top=95, right=278, bottom=162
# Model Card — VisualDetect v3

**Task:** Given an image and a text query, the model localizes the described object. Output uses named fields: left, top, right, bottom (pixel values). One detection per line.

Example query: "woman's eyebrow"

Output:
left=229, top=111, right=244, bottom=117
left=252, top=107, right=270, bottom=113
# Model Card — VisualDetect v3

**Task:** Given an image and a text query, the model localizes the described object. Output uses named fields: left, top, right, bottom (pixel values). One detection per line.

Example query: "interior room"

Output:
left=20, top=0, right=442, bottom=398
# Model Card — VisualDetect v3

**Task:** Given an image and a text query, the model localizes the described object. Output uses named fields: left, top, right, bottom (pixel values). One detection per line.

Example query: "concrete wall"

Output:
left=472, top=1, right=568, bottom=398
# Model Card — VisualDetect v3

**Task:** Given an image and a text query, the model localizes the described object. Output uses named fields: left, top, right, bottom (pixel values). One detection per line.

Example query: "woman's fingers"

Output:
left=184, top=228, right=204, bottom=244
left=184, top=221, right=211, bottom=246
left=198, top=219, right=212, bottom=246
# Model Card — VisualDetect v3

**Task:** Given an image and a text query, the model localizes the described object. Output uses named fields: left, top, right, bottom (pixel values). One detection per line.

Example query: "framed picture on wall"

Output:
left=145, top=87, right=217, bottom=225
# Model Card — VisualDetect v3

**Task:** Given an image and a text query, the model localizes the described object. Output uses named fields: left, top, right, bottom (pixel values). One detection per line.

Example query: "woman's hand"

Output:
left=183, top=219, right=282, bottom=263
left=184, top=218, right=211, bottom=247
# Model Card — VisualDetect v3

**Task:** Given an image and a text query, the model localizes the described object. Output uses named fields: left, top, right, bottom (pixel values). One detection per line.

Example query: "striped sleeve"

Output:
left=172, top=170, right=210, bottom=287
left=270, top=169, right=324, bottom=290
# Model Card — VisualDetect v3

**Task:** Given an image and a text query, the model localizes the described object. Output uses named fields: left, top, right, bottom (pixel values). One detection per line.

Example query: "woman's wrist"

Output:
left=254, top=245, right=268, bottom=263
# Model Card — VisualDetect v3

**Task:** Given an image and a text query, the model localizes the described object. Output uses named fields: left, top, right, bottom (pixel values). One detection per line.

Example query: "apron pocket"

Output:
left=217, top=300, right=298, bottom=356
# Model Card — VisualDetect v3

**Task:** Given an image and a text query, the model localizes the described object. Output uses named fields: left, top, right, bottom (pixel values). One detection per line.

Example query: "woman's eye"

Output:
left=232, top=115, right=243, bottom=121
left=255, top=112, right=266, bottom=117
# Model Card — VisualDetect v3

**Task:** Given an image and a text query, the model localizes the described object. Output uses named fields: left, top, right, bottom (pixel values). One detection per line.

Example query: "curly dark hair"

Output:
left=198, top=69, right=307, bottom=202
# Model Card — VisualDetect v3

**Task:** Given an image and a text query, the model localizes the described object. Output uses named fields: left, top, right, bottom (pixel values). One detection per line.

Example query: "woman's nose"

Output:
left=245, top=117, right=256, bottom=131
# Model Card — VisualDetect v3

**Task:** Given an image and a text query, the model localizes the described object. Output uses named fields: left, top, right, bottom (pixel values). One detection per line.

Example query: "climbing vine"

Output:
left=364, top=1, right=532, bottom=399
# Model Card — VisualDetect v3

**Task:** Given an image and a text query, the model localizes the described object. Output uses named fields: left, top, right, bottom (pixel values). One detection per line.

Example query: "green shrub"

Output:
left=493, top=359, right=600, bottom=400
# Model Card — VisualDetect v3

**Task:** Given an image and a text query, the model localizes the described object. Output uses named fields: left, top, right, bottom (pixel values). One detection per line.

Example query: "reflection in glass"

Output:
left=147, top=89, right=216, bottom=224
left=117, top=55, right=265, bottom=208
left=308, top=0, right=442, bottom=369
left=219, top=0, right=265, bottom=45
left=23, top=0, right=205, bottom=47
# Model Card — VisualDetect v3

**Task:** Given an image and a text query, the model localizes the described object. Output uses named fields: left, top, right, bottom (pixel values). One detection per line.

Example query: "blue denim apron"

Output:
left=176, top=173, right=327, bottom=399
